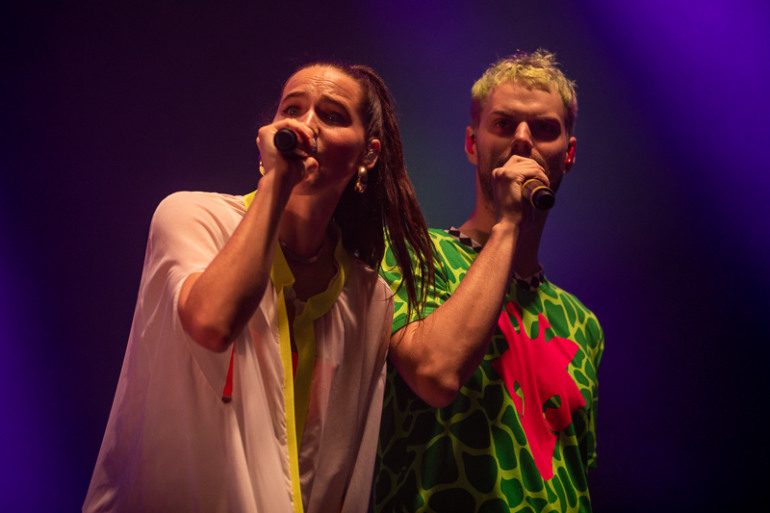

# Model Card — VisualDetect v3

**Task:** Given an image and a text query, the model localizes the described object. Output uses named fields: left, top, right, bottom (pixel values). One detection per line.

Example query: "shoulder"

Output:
left=385, top=226, right=473, bottom=260
left=541, top=280, right=598, bottom=316
left=343, top=259, right=395, bottom=341
left=427, top=227, right=476, bottom=274
left=427, top=227, right=458, bottom=247
left=383, top=227, right=456, bottom=253
left=154, top=191, right=245, bottom=221
left=540, top=280, right=604, bottom=341
left=151, top=191, right=245, bottom=233
left=349, top=257, right=394, bottom=302
left=147, top=191, right=248, bottom=255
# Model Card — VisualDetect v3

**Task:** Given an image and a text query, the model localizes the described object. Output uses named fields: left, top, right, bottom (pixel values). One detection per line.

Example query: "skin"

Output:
left=389, top=81, right=577, bottom=407
left=177, top=65, right=380, bottom=352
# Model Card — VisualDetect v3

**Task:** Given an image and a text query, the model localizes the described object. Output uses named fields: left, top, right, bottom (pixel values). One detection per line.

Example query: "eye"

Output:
left=282, top=104, right=301, bottom=117
left=494, top=118, right=511, bottom=130
left=321, top=109, right=347, bottom=125
left=492, top=117, right=517, bottom=135
left=530, top=120, right=561, bottom=141
left=324, top=112, right=343, bottom=123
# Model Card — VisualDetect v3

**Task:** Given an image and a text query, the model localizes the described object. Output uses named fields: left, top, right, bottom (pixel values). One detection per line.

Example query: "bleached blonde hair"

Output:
left=470, top=49, right=578, bottom=134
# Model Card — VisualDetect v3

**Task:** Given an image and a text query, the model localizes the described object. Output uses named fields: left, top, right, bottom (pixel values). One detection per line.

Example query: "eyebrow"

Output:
left=280, top=91, right=354, bottom=113
left=489, top=109, right=560, bottom=120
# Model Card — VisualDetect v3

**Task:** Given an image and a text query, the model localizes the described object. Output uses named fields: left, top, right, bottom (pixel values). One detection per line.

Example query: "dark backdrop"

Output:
left=3, top=1, right=769, bottom=511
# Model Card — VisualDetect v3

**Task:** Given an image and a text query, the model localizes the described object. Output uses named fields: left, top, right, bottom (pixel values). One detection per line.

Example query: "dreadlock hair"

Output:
left=291, top=62, right=435, bottom=318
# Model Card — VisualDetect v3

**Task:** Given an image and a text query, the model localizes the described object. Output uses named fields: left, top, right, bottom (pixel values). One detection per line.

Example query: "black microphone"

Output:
left=522, top=179, right=555, bottom=210
left=273, top=128, right=298, bottom=154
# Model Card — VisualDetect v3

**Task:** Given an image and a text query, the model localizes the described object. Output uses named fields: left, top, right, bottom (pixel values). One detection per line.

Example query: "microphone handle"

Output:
left=522, top=179, right=556, bottom=210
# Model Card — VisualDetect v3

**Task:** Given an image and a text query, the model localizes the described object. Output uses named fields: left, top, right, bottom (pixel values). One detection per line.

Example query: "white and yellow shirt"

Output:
left=84, top=191, right=392, bottom=513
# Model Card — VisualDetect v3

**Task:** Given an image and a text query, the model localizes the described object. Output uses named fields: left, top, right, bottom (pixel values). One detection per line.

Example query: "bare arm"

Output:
left=178, top=120, right=316, bottom=352
left=389, top=155, right=548, bottom=407
left=177, top=173, right=289, bottom=351
left=388, top=221, right=517, bottom=406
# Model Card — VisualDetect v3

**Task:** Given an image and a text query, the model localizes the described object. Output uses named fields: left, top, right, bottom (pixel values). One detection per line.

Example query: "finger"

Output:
left=492, top=161, right=542, bottom=183
left=499, top=157, right=550, bottom=187
left=272, top=119, right=317, bottom=154
left=303, top=156, right=319, bottom=175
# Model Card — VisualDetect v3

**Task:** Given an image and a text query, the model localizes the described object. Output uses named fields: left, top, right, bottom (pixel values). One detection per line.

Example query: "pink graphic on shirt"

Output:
left=491, top=302, right=586, bottom=480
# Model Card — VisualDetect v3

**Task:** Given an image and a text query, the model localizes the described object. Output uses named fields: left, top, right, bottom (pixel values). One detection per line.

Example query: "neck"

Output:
left=460, top=186, right=547, bottom=278
left=279, top=188, right=341, bottom=261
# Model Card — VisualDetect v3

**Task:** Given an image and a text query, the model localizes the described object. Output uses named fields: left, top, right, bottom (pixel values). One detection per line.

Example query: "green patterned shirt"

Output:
left=374, top=228, right=604, bottom=513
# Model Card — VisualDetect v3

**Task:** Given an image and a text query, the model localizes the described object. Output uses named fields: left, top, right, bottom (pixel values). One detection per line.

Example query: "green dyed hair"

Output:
left=470, top=49, right=578, bottom=134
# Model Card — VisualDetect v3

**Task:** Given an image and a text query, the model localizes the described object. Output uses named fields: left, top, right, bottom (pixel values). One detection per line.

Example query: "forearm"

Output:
left=390, top=221, right=519, bottom=406
left=179, top=174, right=291, bottom=352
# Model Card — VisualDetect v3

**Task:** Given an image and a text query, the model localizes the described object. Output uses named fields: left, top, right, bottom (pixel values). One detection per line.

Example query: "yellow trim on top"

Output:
left=291, top=234, right=350, bottom=442
left=243, top=190, right=257, bottom=209
left=244, top=189, right=350, bottom=513
left=246, top=189, right=303, bottom=513
left=269, top=247, right=303, bottom=513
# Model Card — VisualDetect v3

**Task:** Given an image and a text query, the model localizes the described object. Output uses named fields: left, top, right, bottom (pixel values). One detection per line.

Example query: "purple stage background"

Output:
left=3, top=1, right=769, bottom=511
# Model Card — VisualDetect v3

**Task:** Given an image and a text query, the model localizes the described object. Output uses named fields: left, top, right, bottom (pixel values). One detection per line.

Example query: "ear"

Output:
left=362, top=138, right=381, bottom=170
left=565, top=136, right=577, bottom=171
left=465, top=126, right=478, bottom=166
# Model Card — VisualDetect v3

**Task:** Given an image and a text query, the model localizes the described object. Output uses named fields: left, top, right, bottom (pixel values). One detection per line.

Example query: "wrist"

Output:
left=259, top=169, right=294, bottom=191
left=256, top=172, right=294, bottom=209
left=491, top=218, right=520, bottom=239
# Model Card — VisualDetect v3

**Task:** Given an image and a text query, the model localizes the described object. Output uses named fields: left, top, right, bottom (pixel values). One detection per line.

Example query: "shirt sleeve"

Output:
left=379, top=230, right=454, bottom=334
left=144, top=191, right=244, bottom=316
left=128, top=191, right=247, bottom=401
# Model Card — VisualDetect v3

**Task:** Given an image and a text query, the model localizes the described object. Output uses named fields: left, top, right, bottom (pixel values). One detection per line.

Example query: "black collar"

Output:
left=444, top=227, right=545, bottom=291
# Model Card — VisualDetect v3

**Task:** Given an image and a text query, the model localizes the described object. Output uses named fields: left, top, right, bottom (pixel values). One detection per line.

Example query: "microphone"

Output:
left=522, top=179, right=555, bottom=210
left=273, top=128, right=298, bottom=153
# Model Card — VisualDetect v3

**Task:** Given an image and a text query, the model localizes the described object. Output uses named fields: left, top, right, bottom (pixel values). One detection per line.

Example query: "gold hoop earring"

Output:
left=258, top=160, right=266, bottom=176
left=354, top=166, right=368, bottom=194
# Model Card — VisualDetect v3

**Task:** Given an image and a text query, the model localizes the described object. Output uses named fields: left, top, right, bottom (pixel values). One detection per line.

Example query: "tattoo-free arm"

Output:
left=177, top=173, right=292, bottom=352
left=388, top=221, right=519, bottom=407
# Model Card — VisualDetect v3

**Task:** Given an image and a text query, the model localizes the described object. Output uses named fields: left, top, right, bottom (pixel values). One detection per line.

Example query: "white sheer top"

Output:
left=83, top=191, right=392, bottom=513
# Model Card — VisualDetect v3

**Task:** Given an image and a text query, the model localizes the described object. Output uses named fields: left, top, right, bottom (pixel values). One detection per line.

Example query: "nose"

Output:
left=299, top=109, right=317, bottom=127
left=299, top=110, right=320, bottom=142
left=300, top=110, right=318, bottom=129
left=510, top=121, right=533, bottom=156
left=297, top=110, right=319, bottom=151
